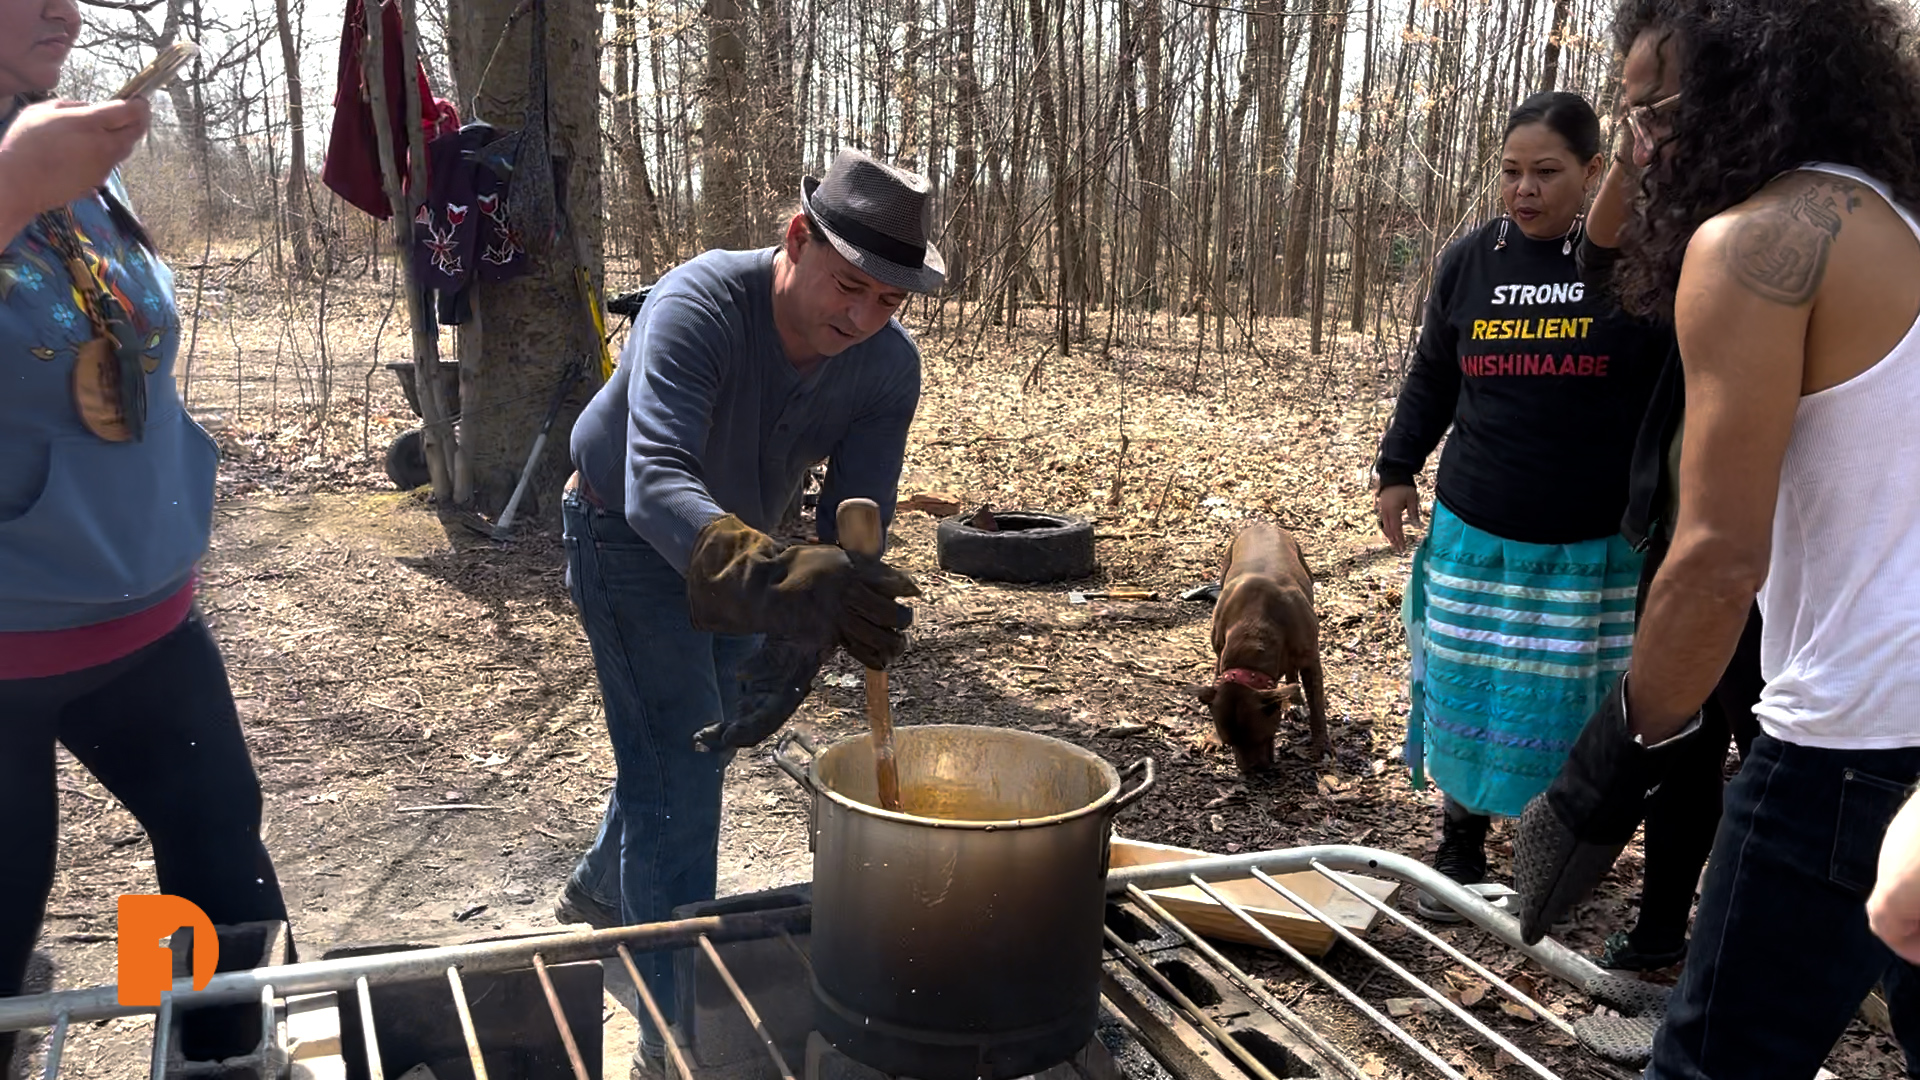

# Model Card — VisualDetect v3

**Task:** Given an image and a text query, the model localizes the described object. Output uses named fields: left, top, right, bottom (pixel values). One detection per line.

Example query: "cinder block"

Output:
left=671, top=884, right=814, bottom=1075
left=165, top=920, right=292, bottom=1080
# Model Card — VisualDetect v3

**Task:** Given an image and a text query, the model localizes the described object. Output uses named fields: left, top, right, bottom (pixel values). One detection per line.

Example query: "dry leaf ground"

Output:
left=12, top=267, right=1903, bottom=1079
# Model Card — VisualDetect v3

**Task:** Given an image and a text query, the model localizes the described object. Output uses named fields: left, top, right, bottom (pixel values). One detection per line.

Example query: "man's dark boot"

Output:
left=1415, top=795, right=1491, bottom=923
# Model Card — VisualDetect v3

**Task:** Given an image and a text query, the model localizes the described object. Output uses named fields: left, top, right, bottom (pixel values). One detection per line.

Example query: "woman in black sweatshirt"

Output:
left=1374, top=92, right=1667, bottom=921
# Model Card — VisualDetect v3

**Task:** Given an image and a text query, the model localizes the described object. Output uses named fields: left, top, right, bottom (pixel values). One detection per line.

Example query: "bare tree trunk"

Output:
left=1217, top=12, right=1255, bottom=330
left=1185, top=6, right=1217, bottom=317
left=995, top=63, right=1036, bottom=328
left=271, top=0, right=311, bottom=277
left=1073, top=0, right=1094, bottom=328
left=1281, top=6, right=1330, bottom=316
left=614, top=1, right=663, bottom=278
left=1129, top=0, right=1166, bottom=309
left=155, top=0, right=210, bottom=163
left=899, top=0, right=920, bottom=170
left=704, top=0, right=751, bottom=248
left=1511, top=0, right=1536, bottom=106
left=1252, top=0, right=1302, bottom=316
left=447, top=0, right=604, bottom=519
left=1349, top=0, right=1378, bottom=331
left=1308, top=0, right=1347, bottom=352
left=758, top=0, right=799, bottom=190
left=648, top=0, right=678, bottom=255
left=1541, top=0, right=1571, bottom=92
left=948, top=0, right=982, bottom=298
left=1418, top=2, right=1449, bottom=232
left=1028, top=0, right=1070, bottom=354
left=796, top=0, right=818, bottom=177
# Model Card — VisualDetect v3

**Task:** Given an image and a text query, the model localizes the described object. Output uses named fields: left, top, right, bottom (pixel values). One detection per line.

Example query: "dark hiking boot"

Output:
left=1415, top=796, right=1492, bottom=923
left=1595, top=929, right=1688, bottom=972
left=553, top=877, right=621, bottom=930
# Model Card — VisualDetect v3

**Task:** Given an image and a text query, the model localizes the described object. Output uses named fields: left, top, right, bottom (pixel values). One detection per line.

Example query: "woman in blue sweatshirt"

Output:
left=1374, top=92, right=1666, bottom=921
left=0, top=3, right=289, bottom=1058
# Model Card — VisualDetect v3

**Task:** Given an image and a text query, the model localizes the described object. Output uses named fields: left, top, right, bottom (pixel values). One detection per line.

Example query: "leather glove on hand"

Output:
left=692, top=636, right=830, bottom=752
left=685, top=514, right=921, bottom=669
left=1512, top=675, right=1705, bottom=944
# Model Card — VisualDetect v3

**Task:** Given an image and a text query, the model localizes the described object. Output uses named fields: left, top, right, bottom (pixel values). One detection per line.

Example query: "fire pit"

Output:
left=0, top=846, right=1665, bottom=1080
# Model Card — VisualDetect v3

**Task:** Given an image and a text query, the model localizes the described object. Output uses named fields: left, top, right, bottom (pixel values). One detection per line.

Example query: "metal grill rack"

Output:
left=0, top=846, right=1658, bottom=1080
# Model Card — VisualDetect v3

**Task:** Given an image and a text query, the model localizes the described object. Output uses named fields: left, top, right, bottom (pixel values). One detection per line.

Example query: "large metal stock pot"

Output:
left=774, top=724, right=1155, bottom=1080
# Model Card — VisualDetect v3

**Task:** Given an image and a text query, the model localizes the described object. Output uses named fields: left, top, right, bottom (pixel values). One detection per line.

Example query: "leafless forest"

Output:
left=59, top=0, right=1675, bottom=518
left=22, top=4, right=1920, bottom=1076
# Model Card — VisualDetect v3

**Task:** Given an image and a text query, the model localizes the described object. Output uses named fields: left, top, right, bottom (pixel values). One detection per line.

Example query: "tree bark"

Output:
left=757, top=0, right=799, bottom=202
left=271, top=0, right=311, bottom=277
left=1541, top=0, right=1571, bottom=92
left=1308, top=1, right=1346, bottom=352
left=447, top=0, right=604, bottom=520
left=1129, top=0, right=1166, bottom=309
left=1185, top=7, right=1217, bottom=317
left=1348, top=0, right=1378, bottom=332
left=703, top=0, right=751, bottom=249
left=1027, top=0, right=1070, bottom=353
left=948, top=0, right=982, bottom=298
left=1281, top=6, right=1330, bottom=317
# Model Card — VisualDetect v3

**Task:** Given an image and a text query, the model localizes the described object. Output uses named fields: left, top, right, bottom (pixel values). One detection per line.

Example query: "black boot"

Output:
left=1415, top=795, right=1490, bottom=923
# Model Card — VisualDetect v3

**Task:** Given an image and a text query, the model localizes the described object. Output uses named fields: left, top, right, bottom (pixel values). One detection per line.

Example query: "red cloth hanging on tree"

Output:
left=322, top=0, right=459, bottom=220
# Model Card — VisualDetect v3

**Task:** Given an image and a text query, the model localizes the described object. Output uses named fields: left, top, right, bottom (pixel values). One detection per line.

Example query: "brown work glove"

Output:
left=692, top=635, right=830, bottom=752
left=685, top=514, right=921, bottom=669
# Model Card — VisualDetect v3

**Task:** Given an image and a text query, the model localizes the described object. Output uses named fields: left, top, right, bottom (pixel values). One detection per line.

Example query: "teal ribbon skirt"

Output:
left=1401, top=500, right=1643, bottom=818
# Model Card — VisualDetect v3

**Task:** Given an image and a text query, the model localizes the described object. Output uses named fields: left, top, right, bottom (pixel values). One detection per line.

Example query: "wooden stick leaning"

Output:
left=833, top=498, right=903, bottom=813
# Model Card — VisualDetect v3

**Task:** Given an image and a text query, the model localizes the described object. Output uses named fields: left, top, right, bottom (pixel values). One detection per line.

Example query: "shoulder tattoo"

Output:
left=1727, top=178, right=1863, bottom=305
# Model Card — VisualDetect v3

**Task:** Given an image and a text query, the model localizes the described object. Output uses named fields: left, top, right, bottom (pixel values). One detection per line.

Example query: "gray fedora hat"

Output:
left=799, top=148, right=947, bottom=294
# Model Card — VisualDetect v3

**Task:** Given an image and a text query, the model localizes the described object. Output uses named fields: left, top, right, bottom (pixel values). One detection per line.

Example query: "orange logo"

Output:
left=117, top=895, right=218, bottom=1007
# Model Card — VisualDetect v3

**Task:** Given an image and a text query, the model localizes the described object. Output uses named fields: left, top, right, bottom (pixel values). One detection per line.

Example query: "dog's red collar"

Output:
left=1218, top=668, right=1276, bottom=690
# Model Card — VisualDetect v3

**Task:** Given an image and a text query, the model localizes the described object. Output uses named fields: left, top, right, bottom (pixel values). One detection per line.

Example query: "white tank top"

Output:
left=1754, top=163, right=1920, bottom=749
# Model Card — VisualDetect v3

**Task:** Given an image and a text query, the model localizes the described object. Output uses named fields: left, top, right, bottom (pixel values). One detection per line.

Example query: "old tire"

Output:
left=935, top=511, right=1096, bottom=584
left=385, top=427, right=430, bottom=490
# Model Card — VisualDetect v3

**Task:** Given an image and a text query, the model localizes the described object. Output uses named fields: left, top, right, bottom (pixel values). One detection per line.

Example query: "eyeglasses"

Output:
left=1627, top=92, right=1682, bottom=154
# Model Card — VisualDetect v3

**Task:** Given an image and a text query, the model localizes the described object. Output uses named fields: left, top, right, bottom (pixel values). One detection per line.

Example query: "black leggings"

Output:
left=1631, top=602, right=1766, bottom=950
left=0, top=613, right=290, bottom=1007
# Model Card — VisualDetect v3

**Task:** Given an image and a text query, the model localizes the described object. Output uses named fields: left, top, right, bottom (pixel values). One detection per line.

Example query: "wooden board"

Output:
left=1110, top=836, right=1400, bottom=958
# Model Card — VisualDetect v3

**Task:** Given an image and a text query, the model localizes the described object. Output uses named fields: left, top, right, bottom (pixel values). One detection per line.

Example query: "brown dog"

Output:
left=1191, top=522, right=1330, bottom=771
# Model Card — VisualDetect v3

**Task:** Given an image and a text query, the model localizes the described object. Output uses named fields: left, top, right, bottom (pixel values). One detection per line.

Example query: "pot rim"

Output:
left=773, top=724, right=1154, bottom=832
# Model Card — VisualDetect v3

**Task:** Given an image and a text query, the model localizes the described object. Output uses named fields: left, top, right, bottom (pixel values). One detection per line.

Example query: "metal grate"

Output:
left=0, top=846, right=1647, bottom=1080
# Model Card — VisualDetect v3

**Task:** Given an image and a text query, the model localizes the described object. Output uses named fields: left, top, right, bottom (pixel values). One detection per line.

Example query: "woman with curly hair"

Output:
left=1373, top=91, right=1666, bottom=922
left=1512, top=0, right=1920, bottom=1074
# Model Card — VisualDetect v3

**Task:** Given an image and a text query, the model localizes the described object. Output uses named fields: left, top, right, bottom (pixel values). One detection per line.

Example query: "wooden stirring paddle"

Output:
left=834, top=498, right=904, bottom=812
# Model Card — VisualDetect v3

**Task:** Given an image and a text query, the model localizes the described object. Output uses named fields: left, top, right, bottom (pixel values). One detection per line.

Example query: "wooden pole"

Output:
left=363, top=0, right=456, bottom=503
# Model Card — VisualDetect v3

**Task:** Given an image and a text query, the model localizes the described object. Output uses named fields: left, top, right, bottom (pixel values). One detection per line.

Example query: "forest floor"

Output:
left=9, top=265, right=1902, bottom=1080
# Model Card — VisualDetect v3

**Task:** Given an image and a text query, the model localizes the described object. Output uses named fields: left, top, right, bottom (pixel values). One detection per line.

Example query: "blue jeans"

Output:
left=1646, top=734, right=1920, bottom=1078
left=560, top=493, right=758, bottom=1046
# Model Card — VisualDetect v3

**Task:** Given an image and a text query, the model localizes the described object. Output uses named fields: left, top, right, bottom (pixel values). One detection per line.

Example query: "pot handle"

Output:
left=772, top=730, right=821, bottom=796
left=1112, top=757, right=1157, bottom=813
